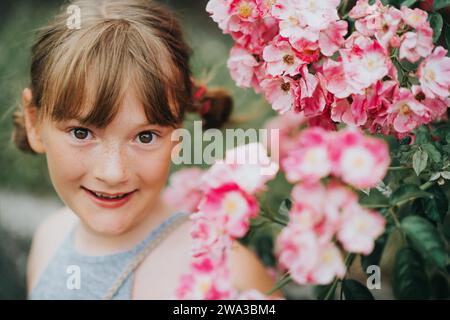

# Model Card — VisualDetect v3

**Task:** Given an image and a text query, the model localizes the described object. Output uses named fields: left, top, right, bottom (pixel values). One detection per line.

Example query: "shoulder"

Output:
left=27, top=206, right=78, bottom=293
left=133, top=215, right=193, bottom=299
left=228, top=240, right=283, bottom=298
left=133, top=214, right=283, bottom=299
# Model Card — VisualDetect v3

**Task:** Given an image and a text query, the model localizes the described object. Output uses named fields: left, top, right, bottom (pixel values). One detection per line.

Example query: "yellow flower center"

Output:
left=366, top=58, right=376, bottom=71
left=306, top=0, right=317, bottom=11
left=424, top=69, right=436, bottom=82
left=352, top=155, right=365, bottom=169
left=357, top=221, right=369, bottom=233
left=321, top=250, right=334, bottom=264
left=283, top=54, right=295, bottom=65
left=401, top=104, right=411, bottom=115
left=411, top=14, right=421, bottom=24
left=224, top=198, right=238, bottom=215
left=239, top=2, right=252, bottom=18
left=265, top=0, right=276, bottom=7
left=199, top=280, right=211, bottom=294
left=297, top=212, right=313, bottom=229
left=288, top=16, right=299, bottom=25
left=305, top=149, right=318, bottom=164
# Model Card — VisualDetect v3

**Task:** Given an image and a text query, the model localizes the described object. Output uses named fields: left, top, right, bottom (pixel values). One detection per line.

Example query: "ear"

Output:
left=22, top=88, right=46, bottom=154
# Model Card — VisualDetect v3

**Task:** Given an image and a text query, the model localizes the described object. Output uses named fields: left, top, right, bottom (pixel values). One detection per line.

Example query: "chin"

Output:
left=85, top=215, right=136, bottom=236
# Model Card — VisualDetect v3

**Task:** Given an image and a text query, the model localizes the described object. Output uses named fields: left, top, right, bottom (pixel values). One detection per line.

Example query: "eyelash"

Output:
left=68, top=127, right=160, bottom=146
left=69, top=127, right=93, bottom=141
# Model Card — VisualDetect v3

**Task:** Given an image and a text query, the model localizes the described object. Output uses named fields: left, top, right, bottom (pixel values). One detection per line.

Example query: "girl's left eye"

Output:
left=135, top=131, right=159, bottom=145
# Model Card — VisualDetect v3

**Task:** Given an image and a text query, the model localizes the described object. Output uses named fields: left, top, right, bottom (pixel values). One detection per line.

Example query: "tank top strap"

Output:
left=131, top=211, right=190, bottom=254
left=103, top=211, right=190, bottom=300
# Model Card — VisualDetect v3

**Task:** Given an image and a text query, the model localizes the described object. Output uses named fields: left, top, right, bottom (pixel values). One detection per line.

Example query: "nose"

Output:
left=92, top=143, right=129, bottom=186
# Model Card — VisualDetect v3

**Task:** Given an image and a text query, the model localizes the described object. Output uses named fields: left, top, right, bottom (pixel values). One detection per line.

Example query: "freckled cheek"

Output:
left=44, top=137, right=91, bottom=188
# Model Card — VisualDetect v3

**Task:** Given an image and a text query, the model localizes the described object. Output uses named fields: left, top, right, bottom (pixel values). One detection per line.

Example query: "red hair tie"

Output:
left=191, top=78, right=210, bottom=115
left=193, top=85, right=207, bottom=101
left=200, top=100, right=212, bottom=116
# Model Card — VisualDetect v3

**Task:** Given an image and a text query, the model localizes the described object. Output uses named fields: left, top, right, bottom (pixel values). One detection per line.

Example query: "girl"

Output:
left=12, top=0, right=281, bottom=299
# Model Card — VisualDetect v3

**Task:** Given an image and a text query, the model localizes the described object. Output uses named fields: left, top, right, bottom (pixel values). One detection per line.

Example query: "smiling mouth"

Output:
left=81, top=186, right=137, bottom=200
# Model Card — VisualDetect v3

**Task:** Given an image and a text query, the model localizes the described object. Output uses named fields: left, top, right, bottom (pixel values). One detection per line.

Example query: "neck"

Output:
left=74, top=197, right=175, bottom=256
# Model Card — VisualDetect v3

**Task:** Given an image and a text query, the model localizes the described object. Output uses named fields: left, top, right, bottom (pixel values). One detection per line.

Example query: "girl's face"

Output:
left=25, top=88, right=178, bottom=236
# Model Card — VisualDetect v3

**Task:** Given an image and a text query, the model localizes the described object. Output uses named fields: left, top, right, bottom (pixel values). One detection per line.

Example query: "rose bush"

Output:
left=166, top=0, right=450, bottom=299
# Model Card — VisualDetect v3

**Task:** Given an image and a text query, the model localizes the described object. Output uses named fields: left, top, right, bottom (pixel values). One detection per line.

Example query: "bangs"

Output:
left=39, top=19, right=184, bottom=128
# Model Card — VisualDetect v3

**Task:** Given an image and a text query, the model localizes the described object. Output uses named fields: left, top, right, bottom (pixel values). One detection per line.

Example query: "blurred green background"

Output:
left=0, top=0, right=285, bottom=299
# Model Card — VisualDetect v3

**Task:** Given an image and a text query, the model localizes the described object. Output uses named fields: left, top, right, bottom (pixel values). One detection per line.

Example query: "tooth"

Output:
left=92, top=191, right=127, bottom=199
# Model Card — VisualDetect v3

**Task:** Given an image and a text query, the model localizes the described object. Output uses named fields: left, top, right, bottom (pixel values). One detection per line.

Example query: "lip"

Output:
left=81, top=187, right=137, bottom=209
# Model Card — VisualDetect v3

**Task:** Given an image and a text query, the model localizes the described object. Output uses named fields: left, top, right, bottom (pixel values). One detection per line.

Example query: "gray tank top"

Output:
left=29, top=211, right=189, bottom=300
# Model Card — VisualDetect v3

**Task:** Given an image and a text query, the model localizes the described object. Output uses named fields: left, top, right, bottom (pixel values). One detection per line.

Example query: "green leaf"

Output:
left=401, top=0, right=418, bottom=7
left=393, top=247, right=430, bottom=299
left=401, top=216, right=448, bottom=270
left=408, top=76, right=420, bottom=86
left=422, top=143, right=442, bottom=163
left=412, top=150, right=428, bottom=176
left=389, top=184, right=433, bottom=206
left=314, top=285, right=329, bottom=300
left=446, top=24, right=450, bottom=56
left=252, top=223, right=282, bottom=267
left=445, top=131, right=450, bottom=144
left=254, top=232, right=277, bottom=267
left=359, top=187, right=389, bottom=208
left=420, top=184, right=448, bottom=223
left=432, top=123, right=450, bottom=142
left=278, top=198, right=291, bottom=224
left=434, top=0, right=450, bottom=10
left=441, top=144, right=450, bottom=154
left=315, top=283, right=336, bottom=300
left=400, top=135, right=412, bottom=145
left=400, top=59, right=420, bottom=72
left=429, top=13, right=443, bottom=43
left=392, top=58, right=405, bottom=85
left=443, top=214, right=450, bottom=242
left=430, top=172, right=442, bottom=181
left=414, top=125, right=432, bottom=145
left=342, top=279, right=375, bottom=300
left=430, top=273, right=450, bottom=299
left=249, top=216, right=268, bottom=228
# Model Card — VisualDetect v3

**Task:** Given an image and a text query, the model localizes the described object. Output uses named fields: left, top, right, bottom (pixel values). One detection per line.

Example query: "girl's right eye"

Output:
left=69, top=127, right=93, bottom=140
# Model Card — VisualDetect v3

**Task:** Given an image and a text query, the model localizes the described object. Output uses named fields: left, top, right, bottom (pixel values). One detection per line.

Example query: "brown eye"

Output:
left=137, top=131, right=157, bottom=145
left=70, top=128, right=91, bottom=140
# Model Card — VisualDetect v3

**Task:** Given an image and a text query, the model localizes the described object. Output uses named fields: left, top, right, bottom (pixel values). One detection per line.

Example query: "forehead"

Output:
left=74, top=86, right=151, bottom=127
left=110, top=90, right=149, bottom=125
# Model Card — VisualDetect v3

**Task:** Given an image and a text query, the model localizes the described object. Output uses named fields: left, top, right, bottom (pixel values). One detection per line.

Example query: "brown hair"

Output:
left=12, top=0, right=233, bottom=154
